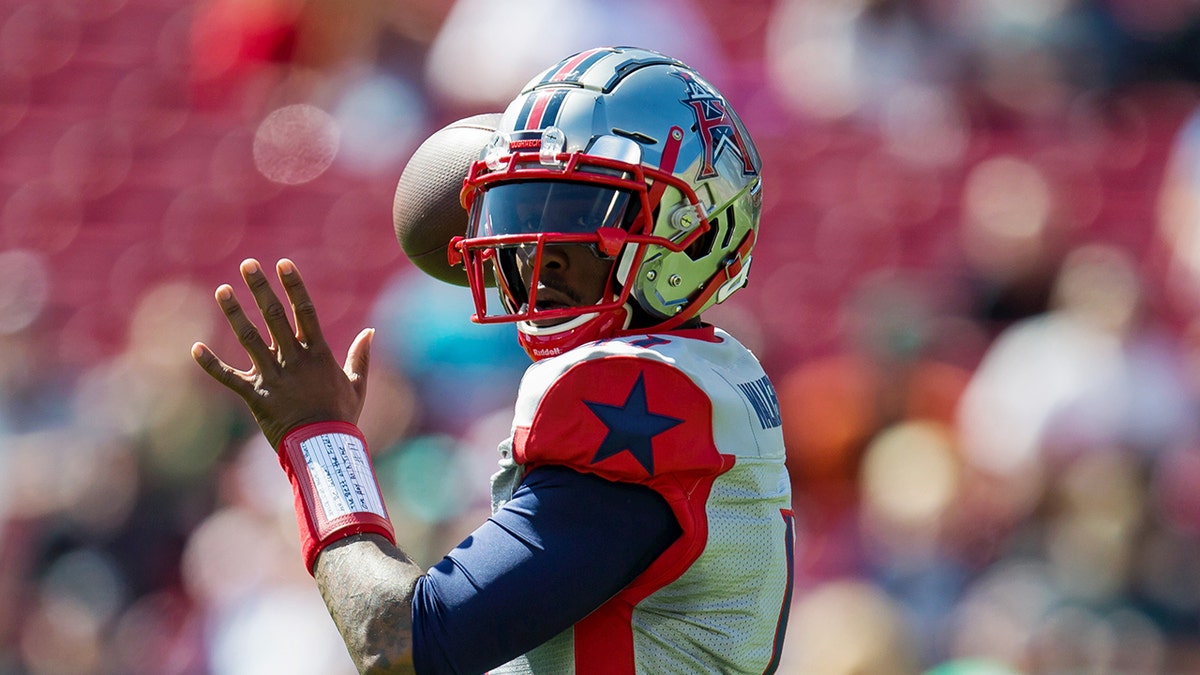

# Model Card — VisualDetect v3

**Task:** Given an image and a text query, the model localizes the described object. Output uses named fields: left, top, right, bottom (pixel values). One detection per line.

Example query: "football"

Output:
left=393, top=113, right=501, bottom=286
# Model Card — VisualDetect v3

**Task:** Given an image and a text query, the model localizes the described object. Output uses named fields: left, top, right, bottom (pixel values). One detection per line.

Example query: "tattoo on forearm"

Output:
left=315, top=534, right=425, bottom=675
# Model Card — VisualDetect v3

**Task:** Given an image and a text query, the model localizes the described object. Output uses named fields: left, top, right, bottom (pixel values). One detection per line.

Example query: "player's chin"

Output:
left=530, top=316, right=572, bottom=328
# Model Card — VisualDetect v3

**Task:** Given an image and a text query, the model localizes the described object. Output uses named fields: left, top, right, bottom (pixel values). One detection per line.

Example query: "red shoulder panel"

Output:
left=515, top=355, right=724, bottom=483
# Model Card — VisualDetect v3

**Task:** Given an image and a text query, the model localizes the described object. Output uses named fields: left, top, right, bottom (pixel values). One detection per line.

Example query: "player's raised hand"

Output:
left=191, top=258, right=372, bottom=449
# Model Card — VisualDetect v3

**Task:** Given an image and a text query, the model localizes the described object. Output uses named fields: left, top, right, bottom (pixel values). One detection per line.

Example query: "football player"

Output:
left=193, top=46, right=793, bottom=674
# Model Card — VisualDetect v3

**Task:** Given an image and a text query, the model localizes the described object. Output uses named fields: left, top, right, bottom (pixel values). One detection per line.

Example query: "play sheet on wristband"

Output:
left=300, top=433, right=387, bottom=519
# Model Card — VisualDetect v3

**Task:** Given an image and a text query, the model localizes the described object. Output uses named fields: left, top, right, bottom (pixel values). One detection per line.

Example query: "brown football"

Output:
left=393, top=113, right=500, bottom=286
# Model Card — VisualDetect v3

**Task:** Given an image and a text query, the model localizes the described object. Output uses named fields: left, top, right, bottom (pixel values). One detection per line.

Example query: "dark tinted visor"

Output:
left=469, top=181, right=635, bottom=237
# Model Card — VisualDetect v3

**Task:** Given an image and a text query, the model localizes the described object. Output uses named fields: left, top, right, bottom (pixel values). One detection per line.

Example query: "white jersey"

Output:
left=489, top=326, right=794, bottom=674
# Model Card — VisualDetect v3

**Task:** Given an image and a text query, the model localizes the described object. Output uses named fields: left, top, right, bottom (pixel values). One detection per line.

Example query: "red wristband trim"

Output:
left=277, top=421, right=395, bottom=574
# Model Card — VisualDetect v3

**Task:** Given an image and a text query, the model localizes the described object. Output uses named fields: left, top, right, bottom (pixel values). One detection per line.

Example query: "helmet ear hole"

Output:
left=685, top=216, right=718, bottom=261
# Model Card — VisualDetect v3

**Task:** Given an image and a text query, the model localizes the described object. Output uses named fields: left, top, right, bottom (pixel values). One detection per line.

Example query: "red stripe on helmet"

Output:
left=525, top=91, right=552, bottom=130
left=550, top=47, right=606, bottom=82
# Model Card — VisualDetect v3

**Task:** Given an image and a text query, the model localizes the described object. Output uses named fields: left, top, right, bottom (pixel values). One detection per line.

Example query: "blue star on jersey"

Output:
left=584, top=373, right=684, bottom=476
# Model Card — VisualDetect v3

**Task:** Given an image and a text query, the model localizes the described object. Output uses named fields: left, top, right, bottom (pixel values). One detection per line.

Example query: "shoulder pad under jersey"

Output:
left=512, top=345, right=728, bottom=485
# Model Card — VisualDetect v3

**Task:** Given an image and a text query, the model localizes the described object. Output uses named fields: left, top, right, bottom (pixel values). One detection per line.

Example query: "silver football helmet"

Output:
left=452, top=46, right=762, bottom=360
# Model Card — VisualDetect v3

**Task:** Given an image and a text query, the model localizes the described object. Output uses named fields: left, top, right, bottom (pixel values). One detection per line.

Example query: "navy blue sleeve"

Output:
left=410, top=465, right=681, bottom=675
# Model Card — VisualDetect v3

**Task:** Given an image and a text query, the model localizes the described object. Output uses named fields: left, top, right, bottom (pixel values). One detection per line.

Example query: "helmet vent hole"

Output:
left=720, top=209, right=736, bottom=249
left=612, top=128, right=658, bottom=145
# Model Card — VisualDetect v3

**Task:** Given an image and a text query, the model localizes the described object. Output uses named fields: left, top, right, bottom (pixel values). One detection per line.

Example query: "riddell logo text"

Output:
left=533, top=347, right=563, bottom=358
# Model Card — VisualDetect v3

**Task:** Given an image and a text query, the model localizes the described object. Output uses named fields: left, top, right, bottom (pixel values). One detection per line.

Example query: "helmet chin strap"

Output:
left=516, top=311, right=601, bottom=337
left=516, top=303, right=633, bottom=361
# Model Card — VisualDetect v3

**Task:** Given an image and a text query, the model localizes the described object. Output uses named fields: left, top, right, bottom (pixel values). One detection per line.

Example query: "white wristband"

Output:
left=297, top=431, right=388, bottom=521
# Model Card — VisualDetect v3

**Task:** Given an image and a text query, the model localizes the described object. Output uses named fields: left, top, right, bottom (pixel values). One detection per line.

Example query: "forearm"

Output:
left=315, top=533, right=426, bottom=675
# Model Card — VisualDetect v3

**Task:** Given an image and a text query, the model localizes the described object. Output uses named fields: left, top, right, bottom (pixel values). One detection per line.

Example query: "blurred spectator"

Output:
left=952, top=243, right=1200, bottom=671
left=958, top=243, right=1188, bottom=481
left=764, top=0, right=964, bottom=122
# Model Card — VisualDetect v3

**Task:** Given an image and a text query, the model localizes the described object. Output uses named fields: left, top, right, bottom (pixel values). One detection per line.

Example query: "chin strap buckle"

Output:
left=447, top=236, right=465, bottom=266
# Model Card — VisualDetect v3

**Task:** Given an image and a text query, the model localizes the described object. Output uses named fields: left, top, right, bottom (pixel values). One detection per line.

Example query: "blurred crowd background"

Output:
left=5, top=0, right=1200, bottom=673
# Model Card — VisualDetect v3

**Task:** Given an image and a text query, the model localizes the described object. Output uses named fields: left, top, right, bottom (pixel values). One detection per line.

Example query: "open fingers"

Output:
left=191, top=341, right=255, bottom=399
left=240, top=259, right=301, bottom=361
left=214, top=282, right=277, bottom=371
left=276, top=258, right=326, bottom=350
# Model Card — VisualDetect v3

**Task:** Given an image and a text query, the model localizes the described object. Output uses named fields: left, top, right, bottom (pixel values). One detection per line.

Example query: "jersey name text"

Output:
left=737, top=375, right=782, bottom=430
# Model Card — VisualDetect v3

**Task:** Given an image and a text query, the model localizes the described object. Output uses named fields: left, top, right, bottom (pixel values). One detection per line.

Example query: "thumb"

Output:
left=345, top=327, right=374, bottom=396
